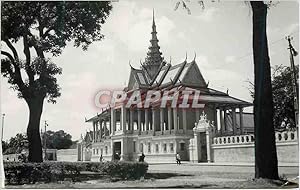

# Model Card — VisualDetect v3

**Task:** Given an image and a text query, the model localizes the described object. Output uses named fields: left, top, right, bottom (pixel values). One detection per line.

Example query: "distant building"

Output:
left=79, top=12, right=253, bottom=163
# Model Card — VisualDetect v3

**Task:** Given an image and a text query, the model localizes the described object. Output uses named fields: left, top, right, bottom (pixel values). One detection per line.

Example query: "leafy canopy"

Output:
left=247, top=65, right=298, bottom=129
left=1, top=1, right=112, bottom=103
left=42, top=130, right=74, bottom=149
left=272, top=65, right=298, bottom=129
left=2, top=133, right=28, bottom=154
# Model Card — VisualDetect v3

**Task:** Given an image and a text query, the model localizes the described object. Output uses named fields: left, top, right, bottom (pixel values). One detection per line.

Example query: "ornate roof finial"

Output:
left=142, top=9, right=164, bottom=80
left=185, top=52, right=188, bottom=61
left=193, top=52, right=196, bottom=61
left=153, top=8, right=155, bottom=26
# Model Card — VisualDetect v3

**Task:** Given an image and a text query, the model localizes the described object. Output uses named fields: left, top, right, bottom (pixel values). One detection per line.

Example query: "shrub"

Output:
left=4, top=161, right=148, bottom=185
left=82, top=161, right=148, bottom=180
left=4, top=161, right=81, bottom=184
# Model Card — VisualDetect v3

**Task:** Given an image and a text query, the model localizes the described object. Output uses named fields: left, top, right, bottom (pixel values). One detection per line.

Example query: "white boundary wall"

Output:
left=212, top=131, right=298, bottom=165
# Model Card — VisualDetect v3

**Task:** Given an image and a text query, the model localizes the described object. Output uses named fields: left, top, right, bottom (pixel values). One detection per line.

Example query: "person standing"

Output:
left=139, top=152, right=145, bottom=162
left=176, top=153, right=181, bottom=165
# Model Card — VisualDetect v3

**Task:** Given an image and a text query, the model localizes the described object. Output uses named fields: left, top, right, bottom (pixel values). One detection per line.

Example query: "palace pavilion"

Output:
left=78, top=12, right=253, bottom=163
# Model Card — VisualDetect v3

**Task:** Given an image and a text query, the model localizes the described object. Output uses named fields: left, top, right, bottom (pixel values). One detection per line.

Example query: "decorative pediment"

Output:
left=193, top=111, right=214, bottom=132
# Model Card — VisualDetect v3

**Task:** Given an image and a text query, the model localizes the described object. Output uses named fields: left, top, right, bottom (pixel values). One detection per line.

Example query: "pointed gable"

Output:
left=127, top=69, right=137, bottom=90
left=127, top=67, right=150, bottom=91
left=180, top=61, right=207, bottom=87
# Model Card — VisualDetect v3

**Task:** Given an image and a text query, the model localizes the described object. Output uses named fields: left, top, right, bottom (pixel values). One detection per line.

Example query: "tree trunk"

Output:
left=26, top=96, right=44, bottom=162
left=251, top=1, right=279, bottom=179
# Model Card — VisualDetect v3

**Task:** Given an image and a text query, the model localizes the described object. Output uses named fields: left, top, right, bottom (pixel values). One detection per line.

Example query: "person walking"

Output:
left=99, top=154, right=103, bottom=162
left=139, top=152, right=145, bottom=162
left=176, top=153, right=181, bottom=165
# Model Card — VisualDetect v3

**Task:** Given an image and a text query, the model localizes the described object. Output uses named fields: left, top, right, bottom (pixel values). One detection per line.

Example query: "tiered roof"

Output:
left=86, top=11, right=252, bottom=122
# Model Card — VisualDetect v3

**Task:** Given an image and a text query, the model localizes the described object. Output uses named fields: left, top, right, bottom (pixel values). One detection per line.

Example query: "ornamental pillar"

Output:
left=168, top=107, right=172, bottom=133
left=173, top=108, right=178, bottom=132
left=121, top=105, right=126, bottom=132
left=145, top=109, right=149, bottom=133
left=110, top=108, right=116, bottom=135
left=130, top=109, right=134, bottom=131
left=152, top=108, right=156, bottom=135
left=160, top=108, right=164, bottom=134
left=232, top=107, right=237, bottom=135
left=183, top=109, right=187, bottom=133
left=138, top=109, right=141, bottom=134
left=239, top=107, right=244, bottom=134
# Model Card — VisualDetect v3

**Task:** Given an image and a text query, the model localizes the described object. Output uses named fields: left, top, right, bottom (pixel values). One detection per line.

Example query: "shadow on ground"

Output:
left=145, top=172, right=193, bottom=179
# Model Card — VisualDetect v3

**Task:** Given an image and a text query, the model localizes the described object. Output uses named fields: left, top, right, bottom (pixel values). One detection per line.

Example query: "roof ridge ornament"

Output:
left=193, top=52, right=196, bottom=61
left=129, top=60, right=135, bottom=70
left=185, top=52, right=188, bottom=61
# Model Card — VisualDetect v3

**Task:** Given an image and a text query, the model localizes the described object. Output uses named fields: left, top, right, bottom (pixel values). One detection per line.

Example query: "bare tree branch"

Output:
left=1, top=50, right=26, bottom=91
left=23, top=34, right=35, bottom=84
left=3, top=38, right=19, bottom=62
left=1, top=50, right=15, bottom=63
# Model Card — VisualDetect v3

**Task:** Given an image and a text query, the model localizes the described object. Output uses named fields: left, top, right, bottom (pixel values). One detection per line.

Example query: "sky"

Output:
left=1, top=0, right=299, bottom=141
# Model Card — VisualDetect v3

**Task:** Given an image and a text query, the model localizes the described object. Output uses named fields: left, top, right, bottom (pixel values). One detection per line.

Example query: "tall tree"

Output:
left=251, top=1, right=278, bottom=179
left=175, top=0, right=279, bottom=179
left=1, top=2, right=112, bottom=162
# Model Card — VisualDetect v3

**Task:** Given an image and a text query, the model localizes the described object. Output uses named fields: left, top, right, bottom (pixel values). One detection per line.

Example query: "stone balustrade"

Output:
left=275, top=130, right=298, bottom=142
left=213, top=130, right=298, bottom=146
left=213, top=134, right=255, bottom=145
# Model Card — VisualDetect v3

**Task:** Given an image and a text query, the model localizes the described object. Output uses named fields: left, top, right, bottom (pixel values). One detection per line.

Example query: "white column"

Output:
left=103, top=119, right=107, bottom=138
left=239, top=107, right=244, bottom=134
left=100, top=120, right=103, bottom=140
left=121, top=105, right=126, bottom=132
left=130, top=109, right=134, bottom=131
left=183, top=109, right=187, bottom=132
left=152, top=108, right=156, bottom=135
left=107, top=117, right=111, bottom=136
left=173, top=108, right=178, bottom=131
left=145, top=109, right=149, bottom=133
left=232, top=107, right=237, bottom=135
left=168, top=107, right=172, bottom=133
left=220, top=108, right=225, bottom=134
left=194, top=133, right=200, bottom=161
left=93, top=122, right=96, bottom=143
left=206, top=128, right=212, bottom=162
left=138, top=109, right=141, bottom=134
left=160, top=108, right=164, bottom=134
left=213, top=105, right=218, bottom=134
left=224, top=109, right=227, bottom=133
left=97, top=121, right=101, bottom=142
left=110, top=108, right=116, bottom=135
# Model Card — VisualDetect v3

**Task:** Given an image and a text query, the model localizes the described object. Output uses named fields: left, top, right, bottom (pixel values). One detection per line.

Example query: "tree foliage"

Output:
left=1, top=1, right=112, bottom=162
left=272, top=65, right=298, bottom=129
left=2, top=133, right=28, bottom=154
left=42, top=130, right=73, bottom=149
left=247, top=65, right=298, bottom=130
left=1, top=1, right=112, bottom=103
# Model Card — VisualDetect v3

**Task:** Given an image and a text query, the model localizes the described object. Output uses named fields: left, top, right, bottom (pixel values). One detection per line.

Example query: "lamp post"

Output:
left=1, top=114, right=5, bottom=141
left=43, top=120, right=48, bottom=161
